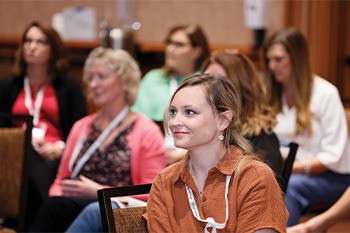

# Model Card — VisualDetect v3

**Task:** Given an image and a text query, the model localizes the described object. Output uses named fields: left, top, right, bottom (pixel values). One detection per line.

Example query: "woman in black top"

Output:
left=0, top=21, right=87, bottom=229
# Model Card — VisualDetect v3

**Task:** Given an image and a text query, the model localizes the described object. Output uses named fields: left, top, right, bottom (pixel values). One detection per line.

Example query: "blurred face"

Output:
left=204, top=62, right=227, bottom=77
left=86, top=59, right=124, bottom=107
left=266, top=43, right=293, bottom=84
left=169, top=85, right=221, bottom=150
left=165, top=30, right=199, bottom=75
left=23, top=26, right=51, bottom=66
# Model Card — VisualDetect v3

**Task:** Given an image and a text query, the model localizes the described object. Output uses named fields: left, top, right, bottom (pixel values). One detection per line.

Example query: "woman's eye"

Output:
left=100, top=74, right=109, bottom=80
left=185, top=109, right=196, bottom=115
left=169, top=109, right=176, bottom=116
left=86, top=75, right=93, bottom=83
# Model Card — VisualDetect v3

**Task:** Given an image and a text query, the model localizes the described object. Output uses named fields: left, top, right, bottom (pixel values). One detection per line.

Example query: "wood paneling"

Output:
left=285, top=0, right=350, bottom=105
left=0, top=1, right=286, bottom=47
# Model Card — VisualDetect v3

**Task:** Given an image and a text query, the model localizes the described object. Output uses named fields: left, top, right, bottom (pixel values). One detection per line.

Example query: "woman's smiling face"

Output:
left=168, top=85, right=221, bottom=150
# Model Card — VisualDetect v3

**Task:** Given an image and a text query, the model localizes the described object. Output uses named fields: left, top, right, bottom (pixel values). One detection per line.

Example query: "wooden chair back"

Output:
left=281, top=142, right=298, bottom=193
left=113, top=206, right=148, bottom=233
left=98, top=183, right=152, bottom=233
left=0, top=113, right=32, bottom=232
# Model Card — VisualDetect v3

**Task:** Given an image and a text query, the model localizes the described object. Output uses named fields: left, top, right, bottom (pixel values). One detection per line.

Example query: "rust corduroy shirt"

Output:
left=144, top=146, right=288, bottom=232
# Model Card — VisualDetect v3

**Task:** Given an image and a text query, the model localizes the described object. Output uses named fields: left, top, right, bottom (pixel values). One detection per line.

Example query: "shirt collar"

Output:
left=177, top=146, right=243, bottom=185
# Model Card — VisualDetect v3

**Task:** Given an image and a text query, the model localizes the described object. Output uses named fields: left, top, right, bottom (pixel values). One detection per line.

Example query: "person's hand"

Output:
left=61, top=175, right=103, bottom=199
left=32, top=139, right=64, bottom=161
left=287, top=216, right=325, bottom=233
left=292, top=161, right=305, bottom=174
left=287, top=219, right=320, bottom=233
left=287, top=223, right=309, bottom=233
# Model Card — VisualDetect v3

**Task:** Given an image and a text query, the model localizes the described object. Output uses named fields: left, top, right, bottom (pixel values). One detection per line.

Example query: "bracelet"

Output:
left=303, top=162, right=311, bottom=176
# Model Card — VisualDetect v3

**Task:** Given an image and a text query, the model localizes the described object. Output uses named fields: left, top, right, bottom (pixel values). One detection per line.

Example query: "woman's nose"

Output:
left=169, top=114, right=182, bottom=128
left=268, top=60, right=276, bottom=71
left=88, top=77, right=99, bottom=88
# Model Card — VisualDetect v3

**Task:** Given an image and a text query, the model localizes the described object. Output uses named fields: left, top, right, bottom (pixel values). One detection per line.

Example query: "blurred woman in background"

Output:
left=0, top=21, right=87, bottom=228
left=132, top=23, right=210, bottom=165
left=29, top=47, right=166, bottom=232
left=201, top=50, right=283, bottom=186
left=262, top=27, right=350, bottom=226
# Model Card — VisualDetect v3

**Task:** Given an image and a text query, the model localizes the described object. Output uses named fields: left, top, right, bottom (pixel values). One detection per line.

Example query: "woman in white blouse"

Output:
left=262, top=27, right=350, bottom=227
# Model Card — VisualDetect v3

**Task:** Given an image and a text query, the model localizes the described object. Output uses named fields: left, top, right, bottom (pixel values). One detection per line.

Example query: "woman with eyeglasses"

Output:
left=132, top=23, right=210, bottom=165
left=0, top=21, right=87, bottom=229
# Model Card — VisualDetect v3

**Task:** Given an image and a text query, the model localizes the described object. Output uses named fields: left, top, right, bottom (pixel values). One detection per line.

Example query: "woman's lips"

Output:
left=173, top=131, right=189, bottom=137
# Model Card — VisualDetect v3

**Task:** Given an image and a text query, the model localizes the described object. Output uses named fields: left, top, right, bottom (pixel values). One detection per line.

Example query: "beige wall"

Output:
left=0, top=0, right=286, bottom=46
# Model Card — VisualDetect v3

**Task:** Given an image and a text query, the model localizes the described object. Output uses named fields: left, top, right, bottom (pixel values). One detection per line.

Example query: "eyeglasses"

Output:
left=86, top=73, right=113, bottom=84
left=24, top=38, right=49, bottom=47
left=165, top=39, right=192, bottom=48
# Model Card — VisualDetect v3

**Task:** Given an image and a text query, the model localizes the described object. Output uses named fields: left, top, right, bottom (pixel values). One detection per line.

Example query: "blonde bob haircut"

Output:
left=83, top=47, right=141, bottom=106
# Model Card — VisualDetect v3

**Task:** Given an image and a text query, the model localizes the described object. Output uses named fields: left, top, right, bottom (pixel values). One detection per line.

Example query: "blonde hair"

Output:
left=83, top=47, right=141, bottom=106
left=263, top=27, right=313, bottom=136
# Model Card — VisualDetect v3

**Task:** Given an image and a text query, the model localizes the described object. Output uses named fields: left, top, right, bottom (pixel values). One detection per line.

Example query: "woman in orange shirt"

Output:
left=144, top=73, right=288, bottom=232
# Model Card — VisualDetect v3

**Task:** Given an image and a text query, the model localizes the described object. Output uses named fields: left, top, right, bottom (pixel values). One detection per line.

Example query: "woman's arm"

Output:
left=292, top=159, right=327, bottom=175
left=236, top=161, right=288, bottom=233
left=287, top=187, right=350, bottom=232
left=256, top=229, right=278, bottom=233
left=144, top=174, right=173, bottom=232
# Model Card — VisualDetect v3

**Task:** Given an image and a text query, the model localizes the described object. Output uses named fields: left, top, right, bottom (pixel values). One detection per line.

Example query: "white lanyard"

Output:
left=24, top=76, right=47, bottom=126
left=185, top=175, right=232, bottom=233
left=69, top=106, right=129, bottom=178
left=169, top=76, right=178, bottom=97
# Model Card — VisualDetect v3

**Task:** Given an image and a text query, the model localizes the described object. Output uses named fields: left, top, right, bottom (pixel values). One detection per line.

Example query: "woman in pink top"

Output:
left=29, top=47, right=166, bottom=232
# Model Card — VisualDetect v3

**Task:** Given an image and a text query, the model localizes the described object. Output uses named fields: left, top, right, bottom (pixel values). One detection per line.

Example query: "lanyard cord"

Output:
left=24, top=76, right=47, bottom=126
left=169, top=76, right=178, bottom=97
left=69, top=106, right=129, bottom=178
left=185, top=175, right=232, bottom=233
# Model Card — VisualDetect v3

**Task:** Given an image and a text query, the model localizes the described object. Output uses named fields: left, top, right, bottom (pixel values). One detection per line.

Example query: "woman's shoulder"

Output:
left=142, top=69, right=167, bottom=81
left=0, top=75, right=22, bottom=87
left=71, top=113, right=97, bottom=129
left=312, top=76, right=342, bottom=107
left=313, top=76, right=338, bottom=95
left=238, top=156, right=276, bottom=181
left=156, top=160, right=183, bottom=180
left=134, top=114, right=161, bottom=129
left=53, top=75, right=82, bottom=88
left=247, top=130, right=279, bottom=144
left=131, top=114, right=164, bottom=136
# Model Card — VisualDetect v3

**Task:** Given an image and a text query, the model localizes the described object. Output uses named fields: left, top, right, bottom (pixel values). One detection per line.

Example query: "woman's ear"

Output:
left=218, top=110, right=233, bottom=131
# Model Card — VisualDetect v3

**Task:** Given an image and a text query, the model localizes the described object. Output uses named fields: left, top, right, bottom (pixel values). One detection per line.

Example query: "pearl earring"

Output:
left=219, top=135, right=224, bottom=141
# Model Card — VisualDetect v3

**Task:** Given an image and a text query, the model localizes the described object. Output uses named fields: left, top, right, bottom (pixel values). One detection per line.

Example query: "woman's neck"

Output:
left=282, top=80, right=296, bottom=108
left=173, top=66, right=196, bottom=77
left=27, top=66, right=49, bottom=87
left=188, top=144, right=226, bottom=191
left=98, top=103, right=129, bottom=129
